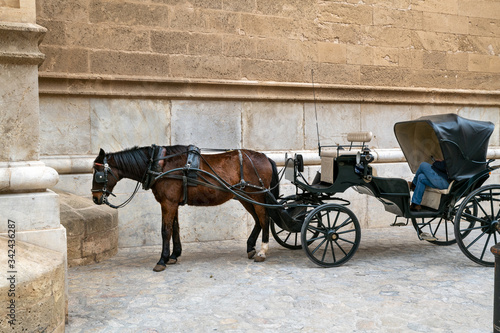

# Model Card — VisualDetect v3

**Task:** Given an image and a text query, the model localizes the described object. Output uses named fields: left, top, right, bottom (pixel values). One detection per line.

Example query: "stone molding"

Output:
left=41, top=148, right=500, bottom=175
left=0, top=161, right=59, bottom=192
left=0, top=22, right=46, bottom=65
left=38, top=73, right=500, bottom=106
left=41, top=155, right=94, bottom=174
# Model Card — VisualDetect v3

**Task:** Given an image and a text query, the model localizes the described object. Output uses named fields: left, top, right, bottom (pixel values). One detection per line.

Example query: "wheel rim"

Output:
left=411, top=215, right=455, bottom=245
left=301, top=204, right=361, bottom=267
left=270, top=218, right=302, bottom=250
left=411, top=198, right=475, bottom=246
left=270, top=200, right=320, bottom=250
left=455, top=185, right=500, bottom=267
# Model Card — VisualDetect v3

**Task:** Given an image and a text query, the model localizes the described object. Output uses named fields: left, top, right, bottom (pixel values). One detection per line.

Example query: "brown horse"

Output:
left=91, top=145, right=279, bottom=272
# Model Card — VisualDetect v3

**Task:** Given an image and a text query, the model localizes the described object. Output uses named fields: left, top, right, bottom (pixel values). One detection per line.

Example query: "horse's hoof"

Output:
left=167, top=258, right=177, bottom=265
left=247, top=250, right=256, bottom=259
left=254, top=255, right=266, bottom=262
left=153, top=264, right=166, bottom=272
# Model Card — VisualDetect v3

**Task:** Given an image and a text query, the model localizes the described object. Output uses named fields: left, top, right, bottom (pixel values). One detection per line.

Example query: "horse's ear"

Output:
left=96, top=148, right=106, bottom=162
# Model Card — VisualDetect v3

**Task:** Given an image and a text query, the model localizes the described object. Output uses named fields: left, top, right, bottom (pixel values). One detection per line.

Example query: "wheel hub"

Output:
left=327, top=230, right=339, bottom=241
left=493, top=220, right=500, bottom=233
left=481, top=216, right=499, bottom=234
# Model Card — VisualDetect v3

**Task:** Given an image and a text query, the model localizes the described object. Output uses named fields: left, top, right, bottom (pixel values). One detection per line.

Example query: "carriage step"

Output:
left=391, top=216, right=408, bottom=227
left=419, top=232, right=438, bottom=241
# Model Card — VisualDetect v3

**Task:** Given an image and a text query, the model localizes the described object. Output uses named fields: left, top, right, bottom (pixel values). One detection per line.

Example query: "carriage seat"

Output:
left=320, top=131, right=373, bottom=184
left=420, top=180, right=455, bottom=210
left=347, top=131, right=373, bottom=144
left=320, top=132, right=373, bottom=157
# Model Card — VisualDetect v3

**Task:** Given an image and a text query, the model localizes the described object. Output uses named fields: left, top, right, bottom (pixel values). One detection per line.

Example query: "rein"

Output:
left=104, top=182, right=142, bottom=209
left=94, top=145, right=289, bottom=210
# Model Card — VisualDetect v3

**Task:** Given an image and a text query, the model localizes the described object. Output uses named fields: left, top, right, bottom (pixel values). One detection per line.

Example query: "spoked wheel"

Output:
left=411, top=205, right=460, bottom=246
left=301, top=203, right=361, bottom=267
left=455, top=184, right=500, bottom=267
left=270, top=200, right=320, bottom=250
left=271, top=216, right=302, bottom=250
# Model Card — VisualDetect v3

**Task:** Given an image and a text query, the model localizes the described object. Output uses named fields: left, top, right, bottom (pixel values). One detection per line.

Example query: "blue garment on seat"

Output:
left=411, top=162, right=449, bottom=205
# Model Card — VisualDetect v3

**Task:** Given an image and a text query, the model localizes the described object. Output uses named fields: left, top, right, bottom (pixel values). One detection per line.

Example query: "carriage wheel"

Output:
left=455, top=184, right=500, bottom=267
left=301, top=204, right=361, bottom=267
left=271, top=217, right=302, bottom=250
left=270, top=200, right=321, bottom=250
left=411, top=206, right=458, bottom=246
left=411, top=215, right=455, bottom=245
left=411, top=196, right=477, bottom=246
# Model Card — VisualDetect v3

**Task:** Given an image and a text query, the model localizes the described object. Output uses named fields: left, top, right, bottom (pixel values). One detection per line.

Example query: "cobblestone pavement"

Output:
left=66, top=227, right=494, bottom=333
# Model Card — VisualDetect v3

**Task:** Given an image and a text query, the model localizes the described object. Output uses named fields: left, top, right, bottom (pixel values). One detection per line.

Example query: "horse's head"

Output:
left=91, top=148, right=121, bottom=205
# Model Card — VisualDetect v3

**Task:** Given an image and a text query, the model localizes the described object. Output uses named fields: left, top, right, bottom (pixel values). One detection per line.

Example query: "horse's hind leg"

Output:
left=169, top=210, right=182, bottom=264
left=253, top=204, right=270, bottom=262
left=241, top=201, right=261, bottom=259
left=247, top=224, right=261, bottom=259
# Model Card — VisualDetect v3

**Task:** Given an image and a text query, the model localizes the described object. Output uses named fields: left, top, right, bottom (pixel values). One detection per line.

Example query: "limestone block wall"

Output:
left=33, top=0, right=500, bottom=247
left=40, top=96, right=500, bottom=247
left=58, top=190, right=118, bottom=267
left=36, top=0, right=500, bottom=90
left=0, top=238, right=65, bottom=332
left=1, top=1, right=67, bottom=330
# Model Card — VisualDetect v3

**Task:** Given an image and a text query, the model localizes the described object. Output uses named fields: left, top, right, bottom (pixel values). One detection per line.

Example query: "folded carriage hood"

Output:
left=394, top=113, right=494, bottom=181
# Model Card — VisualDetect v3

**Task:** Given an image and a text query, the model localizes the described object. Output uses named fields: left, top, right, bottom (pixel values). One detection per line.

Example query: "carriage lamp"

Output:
left=355, top=148, right=375, bottom=181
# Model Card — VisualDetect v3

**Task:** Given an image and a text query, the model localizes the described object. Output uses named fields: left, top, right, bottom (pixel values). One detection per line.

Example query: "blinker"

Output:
left=94, top=171, right=106, bottom=184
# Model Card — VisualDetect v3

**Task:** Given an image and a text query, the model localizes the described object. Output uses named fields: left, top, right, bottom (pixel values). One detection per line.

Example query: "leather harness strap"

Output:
left=181, top=145, right=201, bottom=205
left=238, top=149, right=247, bottom=189
left=142, top=144, right=166, bottom=191
left=144, top=145, right=268, bottom=205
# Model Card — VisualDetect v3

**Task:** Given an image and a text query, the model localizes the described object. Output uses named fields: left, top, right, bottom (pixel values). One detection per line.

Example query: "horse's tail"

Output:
left=267, top=157, right=280, bottom=201
left=265, top=157, right=283, bottom=229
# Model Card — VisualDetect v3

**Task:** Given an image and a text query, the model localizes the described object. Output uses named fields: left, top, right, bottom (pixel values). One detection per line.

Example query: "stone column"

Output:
left=0, top=1, right=66, bottom=331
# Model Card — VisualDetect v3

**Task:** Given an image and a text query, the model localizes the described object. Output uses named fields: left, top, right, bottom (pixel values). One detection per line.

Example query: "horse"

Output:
left=91, top=145, right=280, bottom=272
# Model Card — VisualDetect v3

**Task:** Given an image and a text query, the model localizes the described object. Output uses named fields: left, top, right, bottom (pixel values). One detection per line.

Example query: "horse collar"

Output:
left=143, top=145, right=167, bottom=191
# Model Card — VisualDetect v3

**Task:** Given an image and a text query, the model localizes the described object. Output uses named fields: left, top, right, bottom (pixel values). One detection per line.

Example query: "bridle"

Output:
left=92, top=156, right=116, bottom=196
left=92, top=156, right=141, bottom=209
left=91, top=145, right=277, bottom=210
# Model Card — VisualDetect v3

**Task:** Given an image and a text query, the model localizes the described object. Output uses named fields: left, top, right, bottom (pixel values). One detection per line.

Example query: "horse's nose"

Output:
left=93, top=196, right=101, bottom=205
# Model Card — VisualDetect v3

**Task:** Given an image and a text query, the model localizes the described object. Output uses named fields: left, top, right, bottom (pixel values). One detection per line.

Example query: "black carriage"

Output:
left=268, top=113, right=500, bottom=267
left=92, top=113, right=500, bottom=270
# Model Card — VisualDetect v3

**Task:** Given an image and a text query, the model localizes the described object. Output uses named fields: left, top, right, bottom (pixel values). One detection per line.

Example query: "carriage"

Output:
left=267, top=113, right=500, bottom=267
left=91, top=113, right=500, bottom=270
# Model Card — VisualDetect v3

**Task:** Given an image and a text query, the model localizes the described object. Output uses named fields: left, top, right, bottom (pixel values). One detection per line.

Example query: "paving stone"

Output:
left=65, top=227, right=494, bottom=332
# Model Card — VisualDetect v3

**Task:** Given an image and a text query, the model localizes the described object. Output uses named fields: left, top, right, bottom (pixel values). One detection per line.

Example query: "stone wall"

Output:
left=58, top=190, right=118, bottom=267
left=34, top=0, right=500, bottom=247
left=36, top=0, right=500, bottom=90
left=0, top=238, right=65, bottom=332
left=43, top=97, right=500, bottom=247
left=1, top=1, right=67, bottom=330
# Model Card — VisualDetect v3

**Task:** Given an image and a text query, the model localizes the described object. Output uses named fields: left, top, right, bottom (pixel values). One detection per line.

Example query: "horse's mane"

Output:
left=164, top=145, right=190, bottom=156
left=109, top=145, right=190, bottom=177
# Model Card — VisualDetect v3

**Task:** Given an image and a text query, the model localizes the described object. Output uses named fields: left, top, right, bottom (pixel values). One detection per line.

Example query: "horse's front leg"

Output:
left=153, top=203, right=178, bottom=272
left=169, top=210, right=182, bottom=264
